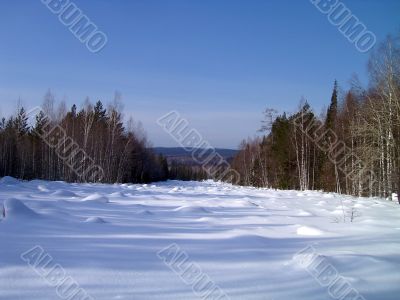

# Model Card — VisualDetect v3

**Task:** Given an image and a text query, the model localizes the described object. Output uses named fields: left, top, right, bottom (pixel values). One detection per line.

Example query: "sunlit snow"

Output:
left=1, top=177, right=399, bottom=299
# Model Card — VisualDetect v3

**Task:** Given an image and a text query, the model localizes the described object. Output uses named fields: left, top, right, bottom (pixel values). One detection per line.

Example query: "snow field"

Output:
left=0, top=177, right=399, bottom=299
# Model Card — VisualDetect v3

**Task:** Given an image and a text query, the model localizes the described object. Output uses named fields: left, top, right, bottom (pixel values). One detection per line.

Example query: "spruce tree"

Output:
left=14, top=107, right=29, bottom=136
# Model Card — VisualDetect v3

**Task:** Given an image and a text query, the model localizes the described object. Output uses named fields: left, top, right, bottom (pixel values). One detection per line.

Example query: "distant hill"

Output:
left=153, top=147, right=238, bottom=158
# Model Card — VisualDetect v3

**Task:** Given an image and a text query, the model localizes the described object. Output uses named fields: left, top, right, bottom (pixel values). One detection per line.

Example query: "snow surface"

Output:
left=0, top=177, right=399, bottom=299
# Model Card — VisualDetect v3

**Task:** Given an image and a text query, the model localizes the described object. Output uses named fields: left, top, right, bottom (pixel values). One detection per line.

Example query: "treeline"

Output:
left=0, top=92, right=170, bottom=183
left=232, top=35, right=400, bottom=200
left=168, top=161, right=209, bottom=181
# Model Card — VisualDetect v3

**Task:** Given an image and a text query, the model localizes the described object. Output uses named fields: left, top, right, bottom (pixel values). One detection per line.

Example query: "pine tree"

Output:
left=320, top=81, right=341, bottom=192
left=94, top=100, right=106, bottom=121
left=34, top=111, right=48, bottom=136
left=325, top=80, right=338, bottom=132
left=14, top=107, right=29, bottom=136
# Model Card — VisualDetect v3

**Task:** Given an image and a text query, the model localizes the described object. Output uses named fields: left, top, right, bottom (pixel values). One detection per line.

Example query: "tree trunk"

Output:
left=397, top=173, right=400, bottom=205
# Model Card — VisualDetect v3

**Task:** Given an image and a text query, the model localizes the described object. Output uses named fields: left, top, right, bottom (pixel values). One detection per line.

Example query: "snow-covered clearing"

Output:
left=0, top=177, right=399, bottom=299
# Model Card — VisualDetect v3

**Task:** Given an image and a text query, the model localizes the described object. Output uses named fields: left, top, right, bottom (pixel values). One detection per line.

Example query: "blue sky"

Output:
left=0, top=0, right=399, bottom=148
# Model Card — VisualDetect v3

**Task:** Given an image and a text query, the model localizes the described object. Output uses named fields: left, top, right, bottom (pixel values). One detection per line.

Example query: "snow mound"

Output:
left=51, top=190, right=77, bottom=198
left=174, top=206, right=211, bottom=214
left=109, top=192, right=127, bottom=198
left=297, top=210, right=312, bottom=216
left=296, top=226, right=324, bottom=236
left=391, top=193, right=398, bottom=202
left=169, top=187, right=180, bottom=193
left=29, top=179, right=45, bottom=184
left=248, top=201, right=260, bottom=207
left=133, top=204, right=150, bottom=209
left=332, top=209, right=344, bottom=215
left=322, top=193, right=335, bottom=198
left=3, top=198, right=39, bottom=220
left=37, top=185, right=49, bottom=192
left=136, top=210, right=154, bottom=216
left=84, top=216, right=107, bottom=223
left=82, top=193, right=109, bottom=203
left=0, top=176, right=20, bottom=185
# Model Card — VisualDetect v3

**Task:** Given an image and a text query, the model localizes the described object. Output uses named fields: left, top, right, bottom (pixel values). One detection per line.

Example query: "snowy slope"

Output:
left=0, top=177, right=399, bottom=299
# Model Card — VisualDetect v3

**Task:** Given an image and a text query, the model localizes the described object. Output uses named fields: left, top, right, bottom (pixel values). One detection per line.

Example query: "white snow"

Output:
left=85, top=216, right=107, bottom=223
left=0, top=176, right=20, bottom=185
left=392, top=193, right=398, bottom=202
left=296, top=225, right=324, bottom=236
left=82, top=193, right=110, bottom=204
left=0, top=178, right=399, bottom=299
left=3, top=198, right=40, bottom=220
left=51, top=189, right=78, bottom=198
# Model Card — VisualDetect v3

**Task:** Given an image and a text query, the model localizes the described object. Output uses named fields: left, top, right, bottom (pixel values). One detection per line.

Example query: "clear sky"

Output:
left=0, top=0, right=399, bottom=148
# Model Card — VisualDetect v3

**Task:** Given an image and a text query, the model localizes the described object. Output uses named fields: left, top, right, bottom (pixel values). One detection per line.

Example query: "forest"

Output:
left=0, top=90, right=210, bottom=183
left=232, top=35, right=400, bottom=200
left=0, top=91, right=170, bottom=183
